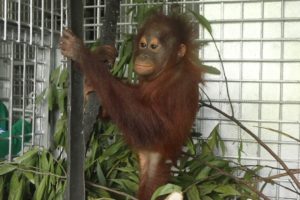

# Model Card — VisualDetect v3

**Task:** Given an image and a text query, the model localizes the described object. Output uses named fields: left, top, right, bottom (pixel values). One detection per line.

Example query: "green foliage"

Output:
left=151, top=184, right=182, bottom=200
left=0, top=149, right=66, bottom=200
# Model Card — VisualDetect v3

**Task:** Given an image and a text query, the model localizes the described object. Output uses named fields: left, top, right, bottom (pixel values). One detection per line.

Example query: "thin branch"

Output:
left=226, top=160, right=300, bottom=195
left=263, top=169, right=300, bottom=181
left=86, top=181, right=138, bottom=200
left=210, top=34, right=234, bottom=117
left=204, top=161, right=271, bottom=200
left=256, top=126, right=300, bottom=143
left=200, top=101, right=300, bottom=190
left=199, top=87, right=212, bottom=106
left=16, top=166, right=67, bottom=179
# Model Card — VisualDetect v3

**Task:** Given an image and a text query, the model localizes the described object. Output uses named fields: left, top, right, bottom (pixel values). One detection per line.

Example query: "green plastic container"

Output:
left=0, top=101, right=8, bottom=130
left=0, top=101, right=32, bottom=159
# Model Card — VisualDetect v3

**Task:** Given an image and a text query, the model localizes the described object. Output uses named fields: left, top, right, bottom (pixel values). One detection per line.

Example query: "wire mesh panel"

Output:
left=0, top=0, right=62, bottom=160
left=83, top=0, right=300, bottom=199
left=196, top=0, right=300, bottom=199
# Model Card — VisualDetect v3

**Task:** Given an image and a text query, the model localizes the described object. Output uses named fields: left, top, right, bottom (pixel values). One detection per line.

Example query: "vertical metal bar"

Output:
left=65, top=0, right=69, bottom=28
left=29, top=0, right=33, bottom=44
left=219, top=1, right=224, bottom=122
left=257, top=0, right=264, bottom=172
left=41, top=0, right=45, bottom=46
left=239, top=1, right=244, bottom=156
left=97, top=0, right=101, bottom=39
left=65, top=0, right=85, bottom=199
left=31, top=45, right=37, bottom=146
left=17, top=0, right=21, bottom=42
left=278, top=0, right=285, bottom=197
left=21, top=41, right=27, bottom=155
left=4, top=0, right=7, bottom=40
left=60, top=0, right=64, bottom=35
left=50, top=0, right=54, bottom=48
left=8, top=41, right=14, bottom=161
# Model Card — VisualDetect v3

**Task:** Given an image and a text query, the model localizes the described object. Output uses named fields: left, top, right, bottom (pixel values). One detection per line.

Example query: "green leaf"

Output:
left=196, top=166, right=211, bottom=180
left=96, top=163, right=107, bottom=186
left=151, top=184, right=182, bottom=200
left=47, top=86, right=57, bottom=111
left=238, top=140, right=243, bottom=163
left=40, top=151, right=49, bottom=171
left=58, top=68, right=69, bottom=87
left=203, top=124, right=226, bottom=156
left=112, top=41, right=132, bottom=75
left=23, top=171, right=35, bottom=184
left=186, top=185, right=200, bottom=200
left=258, top=126, right=300, bottom=143
left=0, top=176, right=4, bottom=200
left=50, top=67, right=61, bottom=83
left=57, top=88, right=67, bottom=114
left=111, top=179, right=138, bottom=192
left=35, top=176, right=48, bottom=200
left=189, top=10, right=212, bottom=34
left=100, top=139, right=124, bottom=161
left=15, top=148, right=39, bottom=165
left=185, top=138, right=196, bottom=155
left=202, top=196, right=214, bottom=200
left=201, top=65, right=221, bottom=75
left=199, top=183, right=218, bottom=195
left=0, top=164, right=17, bottom=175
left=9, top=172, right=24, bottom=200
left=214, top=185, right=241, bottom=198
left=54, top=115, right=67, bottom=147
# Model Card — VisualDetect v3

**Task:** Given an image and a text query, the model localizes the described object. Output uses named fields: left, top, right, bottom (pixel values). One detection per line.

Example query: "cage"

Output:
left=0, top=0, right=63, bottom=160
left=0, top=0, right=299, bottom=199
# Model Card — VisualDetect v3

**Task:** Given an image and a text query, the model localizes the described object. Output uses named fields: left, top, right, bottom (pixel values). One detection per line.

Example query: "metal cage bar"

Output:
left=8, top=41, right=14, bottom=161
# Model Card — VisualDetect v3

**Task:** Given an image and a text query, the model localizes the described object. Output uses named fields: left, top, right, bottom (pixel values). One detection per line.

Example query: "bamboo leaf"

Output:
left=196, top=166, right=211, bottom=180
left=15, top=148, right=39, bottom=164
left=202, top=196, right=214, bottom=200
left=47, top=86, right=57, bottom=111
left=185, top=138, right=196, bottom=155
left=214, top=185, right=240, bottom=198
left=0, top=164, right=17, bottom=175
left=186, top=185, right=200, bottom=200
left=40, top=151, right=49, bottom=171
left=14, top=177, right=25, bottom=200
left=96, top=163, right=107, bottom=186
left=50, top=67, right=61, bottom=83
left=22, top=171, right=35, bottom=184
left=111, top=178, right=138, bottom=192
left=35, top=176, right=48, bottom=200
left=258, top=126, right=300, bottom=143
left=57, top=88, right=67, bottom=114
left=238, top=140, right=243, bottom=163
left=189, top=10, right=212, bottom=34
left=100, top=139, right=124, bottom=160
left=151, top=184, right=182, bottom=200
left=201, top=64, right=221, bottom=75
left=58, top=68, right=69, bottom=88
left=9, top=172, right=20, bottom=200
left=54, top=116, right=67, bottom=146
left=0, top=176, right=4, bottom=200
left=199, top=183, right=218, bottom=196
